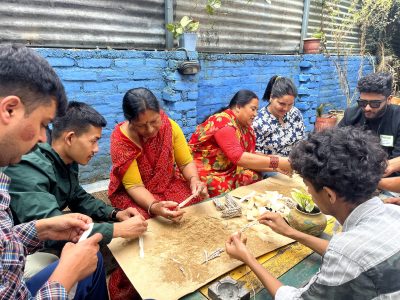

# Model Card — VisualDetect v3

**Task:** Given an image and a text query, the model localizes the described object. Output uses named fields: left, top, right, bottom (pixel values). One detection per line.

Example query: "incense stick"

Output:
left=178, top=193, right=196, bottom=208
left=139, top=236, right=144, bottom=258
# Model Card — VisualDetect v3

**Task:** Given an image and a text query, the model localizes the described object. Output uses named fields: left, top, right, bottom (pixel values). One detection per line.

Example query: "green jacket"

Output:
left=5, top=143, right=114, bottom=245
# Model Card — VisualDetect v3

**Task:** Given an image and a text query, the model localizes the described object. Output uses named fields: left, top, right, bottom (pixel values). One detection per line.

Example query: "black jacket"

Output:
left=338, top=104, right=400, bottom=159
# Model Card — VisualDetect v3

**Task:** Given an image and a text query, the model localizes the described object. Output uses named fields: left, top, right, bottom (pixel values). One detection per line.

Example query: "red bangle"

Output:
left=268, top=156, right=279, bottom=170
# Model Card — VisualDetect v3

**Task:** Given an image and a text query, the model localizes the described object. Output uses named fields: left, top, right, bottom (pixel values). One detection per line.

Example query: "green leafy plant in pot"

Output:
left=303, top=30, right=325, bottom=54
left=287, top=188, right=327, bottom=236
left=314, top=103, right=337, bottom=132
left=166, top=16, right=199, bottom=51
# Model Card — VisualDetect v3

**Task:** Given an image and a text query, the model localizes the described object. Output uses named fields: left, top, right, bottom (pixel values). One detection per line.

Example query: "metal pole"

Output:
left=165, top=0, right=174, bottom=49
left=300, top=0, right=311, bottom=53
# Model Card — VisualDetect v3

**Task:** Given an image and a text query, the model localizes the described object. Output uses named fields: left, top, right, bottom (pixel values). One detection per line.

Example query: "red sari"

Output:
left=108, top=111, right=200, bottom=300
left=189, top=109, right=260, bottom=197
left=108, top=110, right=199, bottom=218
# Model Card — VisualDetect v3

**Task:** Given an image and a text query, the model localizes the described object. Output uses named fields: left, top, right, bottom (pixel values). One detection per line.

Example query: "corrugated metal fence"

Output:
left=307, top=0, right=360, bottom=53
left=0, top=0, right=360, bottom=53
left=176, top=0, right=304, bottom=53
left=0, top=0, right=166, bottom=49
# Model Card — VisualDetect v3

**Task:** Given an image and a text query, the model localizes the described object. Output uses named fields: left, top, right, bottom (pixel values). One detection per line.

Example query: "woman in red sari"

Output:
left=108, top=88, right=207, bottom=300
left=189, top=89, right=292, bottom=197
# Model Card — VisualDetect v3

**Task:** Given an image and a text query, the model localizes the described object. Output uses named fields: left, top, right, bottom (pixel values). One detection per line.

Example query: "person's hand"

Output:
left=277, top=157, right=293, bottom=177
left=383, top=157, right=400, bottom=177
left=151, top=201, right=185, bottom=222
left=49, top=233, right=102, bottom=291
left=36, top=213, right=93, bottom=242
left=383, top=165, right=396, bottom=177
left=276, top=168, right=293, bottom=177
left=116, top=207, right=141, bottom=221
left=258, top=211, right=294, bottom=237
left=225, top=232, right=252, bottom=263
left=114, top=214, right=148, bottom=239
left=190, top=176, right=209, bottom=199
left=384, top=197, right=400, bottom=206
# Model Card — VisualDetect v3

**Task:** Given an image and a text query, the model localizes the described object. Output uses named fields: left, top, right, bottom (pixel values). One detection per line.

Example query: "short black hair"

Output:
left=122, top=88, right=160, bottom=122
left=289, top=127, right=387, bottom=204
left=51, top=101, right=107, bottom=140
left=262, top=75, right=298, bottom=102
left=357, top=72, right=393, bottom=98
left=0, top=44, right=67, bottom=116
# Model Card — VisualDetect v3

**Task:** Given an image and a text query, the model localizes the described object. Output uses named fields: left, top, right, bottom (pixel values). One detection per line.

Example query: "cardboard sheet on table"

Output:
left=229, top=173, right=306, bottom=199
left=108, top=200, right=294, bottom=300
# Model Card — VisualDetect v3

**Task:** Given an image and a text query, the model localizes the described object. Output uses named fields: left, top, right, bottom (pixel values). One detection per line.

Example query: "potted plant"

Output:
left=303, top=30, right=325, bottom=54
left=287, top=188, right=327, bottom=236
left=314, top=103, right=338, bottom=132
left=166, top=16, right=199, bottom=51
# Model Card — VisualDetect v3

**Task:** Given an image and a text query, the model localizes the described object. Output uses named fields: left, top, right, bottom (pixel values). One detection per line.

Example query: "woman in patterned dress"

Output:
left=108, top=87, right=207, bottom=300
left=189, top=89, right=292, bottom=197
left=253, top=76, right=305, bottom=156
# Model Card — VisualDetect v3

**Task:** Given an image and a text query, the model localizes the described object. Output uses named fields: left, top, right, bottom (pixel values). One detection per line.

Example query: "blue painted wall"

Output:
left=197, top=54, right=301, bottom=125
left=36, top=49, right=372, bottom=183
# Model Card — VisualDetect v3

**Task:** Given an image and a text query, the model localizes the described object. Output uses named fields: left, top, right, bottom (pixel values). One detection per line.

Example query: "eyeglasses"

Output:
left=357, top=99, right=385, bottom=108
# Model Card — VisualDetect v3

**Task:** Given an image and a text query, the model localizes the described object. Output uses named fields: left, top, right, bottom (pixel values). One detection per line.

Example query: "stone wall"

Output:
left=36, top=49, right=372, bottom=183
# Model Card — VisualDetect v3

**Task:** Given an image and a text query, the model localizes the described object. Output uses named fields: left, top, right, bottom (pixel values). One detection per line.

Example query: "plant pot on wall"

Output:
left=179, top=32, right=197, bottom=51
left=303, top=38, right=321, bottom=54
left=314, top=114, right=337, bottom=132
left=287, top=205, right=327, bottom=236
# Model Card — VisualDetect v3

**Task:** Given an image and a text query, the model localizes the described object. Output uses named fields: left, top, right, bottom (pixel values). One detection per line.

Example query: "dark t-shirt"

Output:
left=338, top=104, right=400, bottom=159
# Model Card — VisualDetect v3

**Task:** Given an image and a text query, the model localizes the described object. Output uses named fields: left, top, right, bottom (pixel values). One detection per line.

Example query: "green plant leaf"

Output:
left=180, top=16, right=192, bottom=28
left=305, top=201, right=315, bottom=213
left=176, top=27, right=183, bottom=36
left=311, top=29, right=325, bottom=39
left=290, top=188, right=315, bottom=213
left=187, top=21, right=199, bottom=32
left=206, top=0, right=221, bottom=15
left=206, top=4, right=214, bottom=15
left=166, top=23, right=175, bottom=32
left=211, top=0, right=221, bottom=9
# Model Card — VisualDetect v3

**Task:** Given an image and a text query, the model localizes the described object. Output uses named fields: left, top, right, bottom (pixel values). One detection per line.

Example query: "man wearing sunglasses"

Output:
left=338, top=72, right=400, bottom=160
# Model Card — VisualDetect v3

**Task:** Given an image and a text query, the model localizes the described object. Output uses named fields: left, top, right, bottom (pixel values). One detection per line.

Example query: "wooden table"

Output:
left=181, top=217, right=336, bottom=300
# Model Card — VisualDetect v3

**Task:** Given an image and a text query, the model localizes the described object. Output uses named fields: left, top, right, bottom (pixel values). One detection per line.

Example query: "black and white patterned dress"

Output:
left=253, top=106, right=305, bottom=156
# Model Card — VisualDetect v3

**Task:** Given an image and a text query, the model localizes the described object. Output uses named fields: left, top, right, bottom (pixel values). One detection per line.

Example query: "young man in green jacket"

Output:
left=5, top=101, right=148, bottom=247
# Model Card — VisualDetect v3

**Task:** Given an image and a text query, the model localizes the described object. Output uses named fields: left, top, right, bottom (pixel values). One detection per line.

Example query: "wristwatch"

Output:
left=109, top=208, right=122, bottom=222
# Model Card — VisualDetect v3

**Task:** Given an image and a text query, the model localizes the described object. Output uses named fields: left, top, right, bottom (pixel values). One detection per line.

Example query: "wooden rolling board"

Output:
left=108, top=200, right=294, bottom=300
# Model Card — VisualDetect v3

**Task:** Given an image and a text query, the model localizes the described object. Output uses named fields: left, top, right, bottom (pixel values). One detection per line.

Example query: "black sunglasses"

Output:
left=357, top=99, right=385, bottom=109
